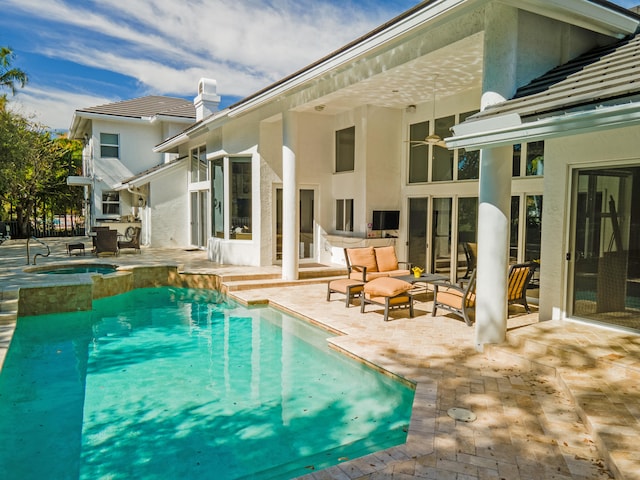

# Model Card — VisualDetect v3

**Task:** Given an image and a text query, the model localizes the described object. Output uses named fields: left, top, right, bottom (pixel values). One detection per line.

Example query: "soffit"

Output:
left=293, top=32, right=485, bottom=115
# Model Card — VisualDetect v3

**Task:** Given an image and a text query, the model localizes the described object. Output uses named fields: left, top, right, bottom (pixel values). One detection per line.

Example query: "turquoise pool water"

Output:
left=35, top=264, right=118, bottom=275
left=0, top=287, right=414, bottom=479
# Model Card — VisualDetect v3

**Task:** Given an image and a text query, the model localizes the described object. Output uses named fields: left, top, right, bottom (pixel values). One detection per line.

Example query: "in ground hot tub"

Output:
left=27, top=263, right=119, bottom=275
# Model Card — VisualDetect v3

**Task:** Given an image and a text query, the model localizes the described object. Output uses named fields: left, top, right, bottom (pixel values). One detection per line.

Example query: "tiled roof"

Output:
left=470, top=32, right=640, bottom=122
left=120, top=156, right=187, bottom=186
left=77, top=96, right=195, bottom=120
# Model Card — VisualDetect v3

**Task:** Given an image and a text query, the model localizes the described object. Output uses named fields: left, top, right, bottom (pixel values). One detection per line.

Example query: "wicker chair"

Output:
left=117, top=226, right=142, bottom=253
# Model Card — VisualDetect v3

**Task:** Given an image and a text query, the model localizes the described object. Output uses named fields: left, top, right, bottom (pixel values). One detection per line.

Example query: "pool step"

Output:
left=0, top=290, right=18, bottom=323
left=220, top=266, right=346, bottom=292
left=222, top=274, right=344, bottom=292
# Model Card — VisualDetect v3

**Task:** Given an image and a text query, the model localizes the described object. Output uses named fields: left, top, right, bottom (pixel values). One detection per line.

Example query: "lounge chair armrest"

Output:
left=397, top=261, right=412, bottom=269
left=432, top=280, right=464, bottom=293
left=347, top=264, right=368, bottom=281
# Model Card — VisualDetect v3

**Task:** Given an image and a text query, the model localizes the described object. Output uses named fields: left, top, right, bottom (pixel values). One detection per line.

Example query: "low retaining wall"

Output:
left=17, top=266, right=220, bottom=316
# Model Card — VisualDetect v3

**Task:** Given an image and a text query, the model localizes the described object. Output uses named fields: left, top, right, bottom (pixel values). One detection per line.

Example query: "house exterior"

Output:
left=68, top=95, right=197, bottom=246
left=142, top=0, right=640, bottom=347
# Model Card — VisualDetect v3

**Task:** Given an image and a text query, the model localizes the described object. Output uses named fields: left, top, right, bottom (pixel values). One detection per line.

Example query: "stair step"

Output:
left=223, top=275, right=342, bottom=292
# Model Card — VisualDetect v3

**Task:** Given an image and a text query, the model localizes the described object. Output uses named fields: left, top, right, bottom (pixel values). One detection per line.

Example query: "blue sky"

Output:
left=1, top=0, right=638, bottom=131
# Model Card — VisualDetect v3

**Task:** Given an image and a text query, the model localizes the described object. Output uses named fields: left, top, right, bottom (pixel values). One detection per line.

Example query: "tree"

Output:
left=0, top=47, right=28, bottom=97
left=0, top=109, right=79, bottom=237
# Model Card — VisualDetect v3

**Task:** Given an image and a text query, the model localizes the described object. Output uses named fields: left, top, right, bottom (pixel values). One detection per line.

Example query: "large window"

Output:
left=526, top=141, right=544, bottom=176
left=409, top=121, right=429, bottom=183
left=102, top=191, right=120, bottom=215
left=190, top=145, right=208, bottom=183
left=513, top=141, right=544, bottom=177
left=335, top=127, right=355, bottom=173
left=432, top=115, right=455, bottom=181
left=409, top=111, right=477, bottom=183
left=230, top=158, right=252, bottom=239
left=509, top=194, right=543, bottom=262
left=211, top=159, right=224, bottom=239
left=100, top=133, right=119, bottom=158
left=336, top=199, right=353, bottom=232
left=457, top=110, right=480, bottom=180
left=457, top=197, right=478, bottom=279
left=209, top=156, right=252, bottom=241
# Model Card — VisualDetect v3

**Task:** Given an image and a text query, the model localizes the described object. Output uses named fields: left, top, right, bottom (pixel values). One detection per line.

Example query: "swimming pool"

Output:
left=0, top=287, right=414, bottom=479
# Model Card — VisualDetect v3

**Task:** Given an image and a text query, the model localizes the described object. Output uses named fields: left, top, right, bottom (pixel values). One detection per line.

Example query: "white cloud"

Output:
left=10, top=87, right=113, bottom=131
left=4, top=0, right=405, bottom=129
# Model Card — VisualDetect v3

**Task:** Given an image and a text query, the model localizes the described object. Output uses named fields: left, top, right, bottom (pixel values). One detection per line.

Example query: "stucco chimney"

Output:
left=194, top=78, right=221, bottom=121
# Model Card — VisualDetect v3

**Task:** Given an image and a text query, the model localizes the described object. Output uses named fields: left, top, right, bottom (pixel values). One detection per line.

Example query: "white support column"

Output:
left=474, top=2, right=518, bottom=350
left=282, top=111, right=299, bottom=280
left=475, top=146, right=511, bottom=349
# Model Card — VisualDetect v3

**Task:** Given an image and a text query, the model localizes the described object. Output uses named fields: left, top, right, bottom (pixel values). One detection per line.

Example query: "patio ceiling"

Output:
left=294, top=32, right=485, bottom=115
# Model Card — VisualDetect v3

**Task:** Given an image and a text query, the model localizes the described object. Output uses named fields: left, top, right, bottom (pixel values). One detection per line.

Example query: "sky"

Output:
left=1, top=0, right=638, bottom=132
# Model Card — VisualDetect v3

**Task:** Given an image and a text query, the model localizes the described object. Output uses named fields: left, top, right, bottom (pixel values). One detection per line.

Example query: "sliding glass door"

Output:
left=570, top=166, right=640, bottom=331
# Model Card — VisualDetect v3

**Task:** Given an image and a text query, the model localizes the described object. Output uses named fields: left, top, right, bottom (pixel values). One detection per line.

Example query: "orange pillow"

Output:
left=364, top=277, right=412, bottom=297
left=374, top=246, right=399, bottom=272
left=346, top=246, right=378, bottom=272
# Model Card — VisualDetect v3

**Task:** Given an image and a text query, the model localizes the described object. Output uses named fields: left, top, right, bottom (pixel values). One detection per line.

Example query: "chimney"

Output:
left=194, top=78, right=221, bottom=121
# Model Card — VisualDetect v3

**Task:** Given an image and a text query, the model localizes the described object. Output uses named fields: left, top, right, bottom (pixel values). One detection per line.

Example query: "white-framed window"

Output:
left=512, top=141, right=545, bottom=177
left=335, top=126, right=355, bottom=173
left=336, top=199, right=353, bottom=232
left=102, top=191, right=120, bottom=215
left=190, top=145, right=208, bottom=183
left=100, top=133, right=119, bottom=158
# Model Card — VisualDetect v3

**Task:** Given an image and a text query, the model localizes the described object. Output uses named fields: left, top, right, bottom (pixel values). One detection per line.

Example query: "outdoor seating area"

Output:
left=335, top=247, right=540, bottom=325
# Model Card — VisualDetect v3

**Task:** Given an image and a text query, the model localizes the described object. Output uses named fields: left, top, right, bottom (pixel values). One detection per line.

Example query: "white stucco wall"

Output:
left=91, top=119, right=166, bottom=174
left=148, top=163, right=189, bottom=248
left=539, top=125, right=640, bottom=321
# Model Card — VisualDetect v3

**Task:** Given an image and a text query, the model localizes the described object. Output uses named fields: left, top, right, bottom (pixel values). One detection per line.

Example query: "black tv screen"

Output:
left=372, top=210, right=400, bottom=230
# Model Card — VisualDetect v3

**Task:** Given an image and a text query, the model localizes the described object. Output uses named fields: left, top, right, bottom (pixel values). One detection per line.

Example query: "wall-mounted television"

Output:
left=372, top=210, right=400, bottom=230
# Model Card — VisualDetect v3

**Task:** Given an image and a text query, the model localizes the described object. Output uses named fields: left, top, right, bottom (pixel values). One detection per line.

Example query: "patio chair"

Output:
left=117, top=226, right=141, bottom=253
left=462, top=242, right=477, bottom=279
left=507, top=262, right=537, bottom=313
left=94, top=229, right=118, bottom=256
left=432, top=269, right=476, bottom=326
left=91, top=226, right=109, bottom=253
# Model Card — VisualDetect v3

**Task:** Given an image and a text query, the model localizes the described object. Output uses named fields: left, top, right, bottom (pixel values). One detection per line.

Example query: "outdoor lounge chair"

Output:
left=361, top=277, right=414, bottom=321
left=94, top=229, right=118, bottom=256
left=432, top=269, right=476, bottom=326
left=462, top=242, right=477, bottom=279
left=118, top=226, right=141, bottom=253
left=507, top=262, right=537, bottom=313
left=344, top=246, right=411, bottom=282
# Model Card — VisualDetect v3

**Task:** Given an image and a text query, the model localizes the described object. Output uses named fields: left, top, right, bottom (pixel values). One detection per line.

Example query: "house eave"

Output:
left=502, top=0, right=640, bottom=39
left=447, top=102, right=640, bottom=150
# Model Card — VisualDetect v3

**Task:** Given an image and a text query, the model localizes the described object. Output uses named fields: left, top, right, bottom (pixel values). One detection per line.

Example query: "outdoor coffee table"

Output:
left=395, top=272, right=448, bottom=294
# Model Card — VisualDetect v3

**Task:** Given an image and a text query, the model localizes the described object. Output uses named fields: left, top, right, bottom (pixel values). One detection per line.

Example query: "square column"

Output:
left=282, top=111, right=299, bottom=280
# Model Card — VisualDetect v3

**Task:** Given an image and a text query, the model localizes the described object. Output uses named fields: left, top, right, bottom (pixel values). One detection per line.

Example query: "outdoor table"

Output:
left=394, top=272, right=448, bottom=294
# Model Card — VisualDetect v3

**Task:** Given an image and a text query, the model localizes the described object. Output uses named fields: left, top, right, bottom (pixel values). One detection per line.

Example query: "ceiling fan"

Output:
left=406, top=75, right=447, bottom=149
left=409, top=133, right=447, bottom=149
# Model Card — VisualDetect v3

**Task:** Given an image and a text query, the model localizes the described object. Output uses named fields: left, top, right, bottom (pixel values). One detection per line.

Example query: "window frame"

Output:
left=99, top=133, right=120, bottom=158
left=335, top=126, right=355, bottom=173
left=336, top=199, right=354, bottom=232
left=101, top=191, right=120, bottom=216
